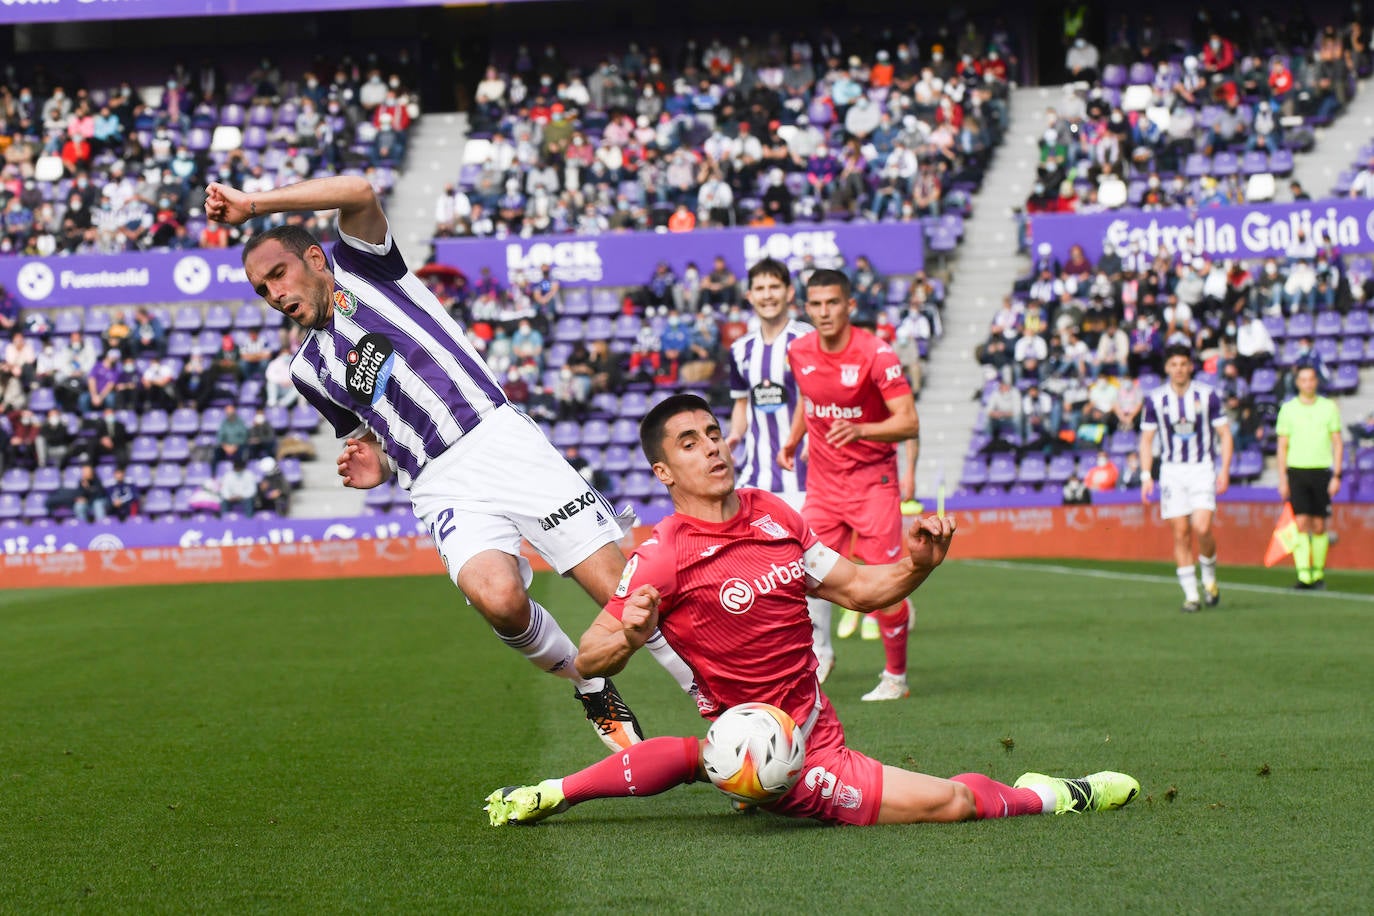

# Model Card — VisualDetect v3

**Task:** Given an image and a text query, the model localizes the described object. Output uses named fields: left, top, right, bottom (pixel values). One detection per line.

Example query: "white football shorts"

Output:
left=1158, top=461, right=1218, bottom=520
left=408, top=404, right=632, bottom=586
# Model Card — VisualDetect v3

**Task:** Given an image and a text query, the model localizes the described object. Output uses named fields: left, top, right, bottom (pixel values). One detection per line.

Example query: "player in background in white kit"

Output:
left=724, top=258, right=838, bottom=682
left=1139, top=344, right=1233, bottom=613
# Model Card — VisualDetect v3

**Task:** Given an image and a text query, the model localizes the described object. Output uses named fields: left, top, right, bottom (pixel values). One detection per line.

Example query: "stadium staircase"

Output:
left=290, top=112, right=471, bottom=518
left=1289, top=81, right=1374, bottom=198
left=915, top=86, right=1047, bottom=496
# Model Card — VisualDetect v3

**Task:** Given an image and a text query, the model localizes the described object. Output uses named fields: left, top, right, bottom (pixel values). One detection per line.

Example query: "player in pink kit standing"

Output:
left=778, top=269, right=920, bottom=701
left=485, top=395, right=1139, bottom=827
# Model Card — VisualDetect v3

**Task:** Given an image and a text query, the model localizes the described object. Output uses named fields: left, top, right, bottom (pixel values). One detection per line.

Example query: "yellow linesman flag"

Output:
left=1264, top=503, right=1300, bottom=567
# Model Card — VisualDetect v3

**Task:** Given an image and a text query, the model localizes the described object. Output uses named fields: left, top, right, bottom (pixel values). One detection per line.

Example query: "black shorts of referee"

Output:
left=1287, top=467, right=1333, bottom=517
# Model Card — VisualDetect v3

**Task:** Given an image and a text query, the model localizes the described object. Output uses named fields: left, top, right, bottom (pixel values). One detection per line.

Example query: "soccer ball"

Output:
left=702, top=702, right=807, bottom=805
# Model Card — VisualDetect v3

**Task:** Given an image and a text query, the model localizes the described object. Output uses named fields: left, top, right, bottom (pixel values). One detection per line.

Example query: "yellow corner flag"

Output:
left=1264, top=503, right=1300, bottom=567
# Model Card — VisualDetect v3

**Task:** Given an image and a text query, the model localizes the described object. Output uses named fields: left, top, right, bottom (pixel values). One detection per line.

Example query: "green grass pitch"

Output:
left=2, top=559, right=1373, bottom=913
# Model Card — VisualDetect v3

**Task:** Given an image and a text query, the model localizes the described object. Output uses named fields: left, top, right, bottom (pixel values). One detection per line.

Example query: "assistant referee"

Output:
left=1276, top=365, right=1344, bottom=590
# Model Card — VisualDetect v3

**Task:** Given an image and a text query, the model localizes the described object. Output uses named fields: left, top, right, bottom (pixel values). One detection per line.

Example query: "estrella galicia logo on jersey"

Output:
left=840, top=364, right=861, bottom=387
left=719, top=577, right=755, bottom=614
left=751, top=380, right=785, bottom=413
left=345, top=333, right=396, bottom=407
left=334, top=288, right=358, bottom=318
left=539, top=490, right=598, bottom=531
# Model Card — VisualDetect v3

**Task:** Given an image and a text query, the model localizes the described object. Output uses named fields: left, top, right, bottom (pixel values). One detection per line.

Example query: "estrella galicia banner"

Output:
left=1028, top=199, right=1374, bottom=263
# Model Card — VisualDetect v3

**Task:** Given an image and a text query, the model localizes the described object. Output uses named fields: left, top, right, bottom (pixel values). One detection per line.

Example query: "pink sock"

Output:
left=877, top=601, right=910, bottom=677
left=950, top=773, right=1046, bottom=818
left=563, top=736, right=700, bottom=805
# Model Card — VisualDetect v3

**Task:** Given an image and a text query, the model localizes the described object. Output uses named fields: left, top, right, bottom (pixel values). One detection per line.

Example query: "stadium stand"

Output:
left=1027, top=13, right=1368, bottom=214
left=959, top=238, right=1371, bottom=500
left=438, top=26, right=1013, bottom=238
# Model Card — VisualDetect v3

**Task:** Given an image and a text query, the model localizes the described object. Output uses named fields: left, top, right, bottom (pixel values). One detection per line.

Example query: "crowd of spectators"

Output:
left=0, top=300, right=308, bottom=524
left=439, top=21, right=1015, bottom=239
left=1027, top=10, right=1369, bottom=214
left=967, top=231, right=1372, bottom=499
left=0, top=50, right=419, bottom=256
left=418, top=252, right=940, bottom=477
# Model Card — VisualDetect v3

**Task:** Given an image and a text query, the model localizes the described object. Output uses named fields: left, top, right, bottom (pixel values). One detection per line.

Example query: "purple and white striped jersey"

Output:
left=291, top=228, right=507, bottom=489
left=729, top=319, right=811, bottom=493
left=1141, top=381, right=1227, bottom=465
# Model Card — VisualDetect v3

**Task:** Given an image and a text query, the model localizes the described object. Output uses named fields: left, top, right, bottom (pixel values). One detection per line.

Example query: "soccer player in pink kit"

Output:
left=778, top=269, right=919, bottom=701
left=485, top=395, right=1139, bottom=827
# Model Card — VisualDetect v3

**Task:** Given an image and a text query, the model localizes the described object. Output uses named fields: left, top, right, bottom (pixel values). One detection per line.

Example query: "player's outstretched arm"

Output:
left=576, top=586, right=660, bottom=678
left=206, top=175, right=387, bottom=245
left=812, top=514, right=955, bottom=611
left=777, top=403, right=807, bottom=471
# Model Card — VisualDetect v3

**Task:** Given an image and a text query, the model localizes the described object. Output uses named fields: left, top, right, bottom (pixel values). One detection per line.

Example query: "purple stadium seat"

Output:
left=602, top=444, right=633, bottom=473
left=1315, top=338, right=1338, bottom=364
left=1338, top=338, right=1364, bottom=364
left=130, top=436, right=160, bottom=464
left=987, top=455, right=1017, bottom=486
left=289, top=405, right=319, bottom=432
left=243, top=126, right=268, bottom=150
left=126, top=463, right=153, bottom=489
left=582, top=419, right=611, bottom=447
left=234, top=304, right=265, bottom=329
left=53, top=310, right=84, bottom=336
left=266, top=406, right=290, bottom=433
left=1315, top=311, right=1343, bottom=336
left=1107, top=429, right=1138, bottom=456
left=1184, top=153, right=1211, bottom=178
left=620, top=391, right=649, bottom=417
left=1240, top=150, right=1270, bottom=175
left=1046, top=454, right=1075, bottom=485
left=203, top=304, right=233, bottom=331
left=0, top=493, right=22, bottom=520
left=138, top=409, right=170, bottom=436
left=280, top=457, right=303, bottom=487
left=198, top=406, right=224, bottom=436
left=621, top=472, right=655, bottom=499
left=31, top=467, right=61, bottom=493
left=1263, top=314, right=1287, bottom=340
left=27, top=387, right=56, bottom=413
left=142, top=488, right=173, bottom=516
left=613, top=314, right=641, bottom=340
left=584, top=316, right=614, bottom=340
left=1233, top=449, right=1264, bottom=480
left=152, top=463, right=185, bottom=489
left=1332, top=363, right=1360, bottom=394
left=561, top=288, right=591, bottom=316
left=960, top=456, right=989, bottom=488
left=591, top=289, right=621, bottom=315
left=22, top=493, right=47, bottom=519
left=1212, top=152, right=1239, bottom=176
left=1287, top=313, right=1314, bottom=338
left=1250, top=367, right=1278, bottom=394
left=1128, top=61, right=1155, bottom=85
left=169, top=408, right=199, bottom=437
left=1345, top=311, right=1371, bottom=336
left=84, top=310, right=110, bottom=336
left=551, top=421, right=581, bottom=449
left=609, top=418, right=639, bottom=446
left=172, top=305, right=203, bottom=331
left=553, top=317, right=585, bottom=343
left=1018, top=455, right=1047, bottom=485
left=1, top=469, right=30, bottom=493
left=1268, top=150, right=1294, bottom=175
left=1101, top=63, right=1128, bottom=88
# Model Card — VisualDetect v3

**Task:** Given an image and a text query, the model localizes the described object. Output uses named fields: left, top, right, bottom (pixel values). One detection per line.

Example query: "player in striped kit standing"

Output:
left=723, top=258, right=837, bottom=682
left=1138, top=344, right=1234, bottom=612
left=204, top=176, right=695, bottom=751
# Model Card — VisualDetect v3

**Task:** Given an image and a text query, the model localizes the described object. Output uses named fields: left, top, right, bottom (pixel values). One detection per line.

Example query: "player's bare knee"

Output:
left=466, top=576, right=532, bottom=633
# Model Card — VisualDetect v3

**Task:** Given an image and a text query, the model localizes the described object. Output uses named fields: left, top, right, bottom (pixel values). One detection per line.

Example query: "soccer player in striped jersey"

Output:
left=205, top=176, right=695, bottom=751
left=485, top=395, right=1140, bottom=827
left=1139, top=344, right=1234, bottom=612
left=723, top=258, right=837, bottom=682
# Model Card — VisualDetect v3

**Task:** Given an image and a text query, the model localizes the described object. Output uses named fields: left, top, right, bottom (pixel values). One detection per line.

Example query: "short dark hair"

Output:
left=1163, top=343, right=1194, bottom=362
left=804, top=268, right=851, bottom=299
left=1294, top=364, right=1320, bottom=378
left=747, top=257, right=790, bottom=288
left=639, top=393, right=715, bottom=465
left=241, top=223, right=323, bottom=265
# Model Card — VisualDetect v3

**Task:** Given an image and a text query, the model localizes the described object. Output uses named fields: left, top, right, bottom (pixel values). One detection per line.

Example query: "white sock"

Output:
left=1198, top=554, right=1217, bottom=588
left=645, top=629, right=697, bottom=695
left=1029, top=783, right=1059, bottom=814
left=496, top=600, right=602, bottom=694
left=1177, top=566, right=1200, bottom=603
left=808, top=596, right=834, bottom=657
